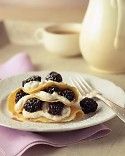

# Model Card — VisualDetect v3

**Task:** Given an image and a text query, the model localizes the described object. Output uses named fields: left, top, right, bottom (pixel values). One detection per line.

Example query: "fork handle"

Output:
left=96, top=94, right=125, bottom=122
left=96, top=94, right=123, bottom=110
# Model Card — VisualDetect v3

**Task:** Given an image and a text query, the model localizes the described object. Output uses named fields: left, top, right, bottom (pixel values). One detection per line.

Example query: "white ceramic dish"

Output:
left=0, top=71, right=125, bottom=132
left=35, top=23, right=81, bottom=56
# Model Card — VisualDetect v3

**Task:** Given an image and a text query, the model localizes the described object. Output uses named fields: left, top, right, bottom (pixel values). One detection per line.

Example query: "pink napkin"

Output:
left=0, top=53, right=111, bottom=156
left=0, top=53, right=34, bottom=79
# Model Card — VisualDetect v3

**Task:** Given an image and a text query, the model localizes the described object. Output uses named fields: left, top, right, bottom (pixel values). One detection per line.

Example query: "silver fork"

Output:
left=71, top=76, right=125, bottom=123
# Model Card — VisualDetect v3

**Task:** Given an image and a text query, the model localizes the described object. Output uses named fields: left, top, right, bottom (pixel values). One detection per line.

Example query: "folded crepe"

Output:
left=7, top=79, right=83, bottom=123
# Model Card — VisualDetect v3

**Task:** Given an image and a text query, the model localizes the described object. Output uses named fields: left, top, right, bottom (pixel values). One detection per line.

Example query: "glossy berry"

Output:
left=80, top=97, right=98, bottom=114
left=44, top=86, right=61, bottom=94
left=15, top=90, right=28, bottom=103
left=61, top=89, right=75, bottom=101
left=48, top=102, right=64, bottom=115
left=22, top=75, right=41, bottom=87
left=45, top=71, right=62, bottom=82
left=24, top=98, right=43, bottom=113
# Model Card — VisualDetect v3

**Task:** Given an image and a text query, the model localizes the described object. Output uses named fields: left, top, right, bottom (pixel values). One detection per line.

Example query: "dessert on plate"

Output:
left=7, top=71, right=90, bottom=123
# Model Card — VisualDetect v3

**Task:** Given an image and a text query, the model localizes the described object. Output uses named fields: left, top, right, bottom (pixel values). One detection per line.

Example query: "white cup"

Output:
left=34, top=23, right=81, bottom=56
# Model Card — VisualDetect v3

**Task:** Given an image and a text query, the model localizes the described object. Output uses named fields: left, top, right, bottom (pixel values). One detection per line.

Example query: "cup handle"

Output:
left=34, top=28, right=44, bottom=43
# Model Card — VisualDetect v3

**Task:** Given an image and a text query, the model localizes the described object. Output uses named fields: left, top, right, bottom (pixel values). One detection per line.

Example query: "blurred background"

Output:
left=0, top=0, right=88, bottom=21
left=0, top=0, right=88, bottom=45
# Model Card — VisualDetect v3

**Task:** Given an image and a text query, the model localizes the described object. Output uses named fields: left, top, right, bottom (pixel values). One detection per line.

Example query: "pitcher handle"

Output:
left=113, top=0, right=125, bottom=49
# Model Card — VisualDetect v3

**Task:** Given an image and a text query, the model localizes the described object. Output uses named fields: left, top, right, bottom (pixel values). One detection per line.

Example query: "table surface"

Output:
left=0, top=3, right=125, bottom=155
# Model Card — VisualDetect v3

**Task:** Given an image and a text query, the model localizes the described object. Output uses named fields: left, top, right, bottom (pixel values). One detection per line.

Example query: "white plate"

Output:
left=0, top=71, right=125, bottom=132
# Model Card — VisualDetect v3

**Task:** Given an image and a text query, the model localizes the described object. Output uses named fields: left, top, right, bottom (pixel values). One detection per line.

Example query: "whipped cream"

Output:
left=35, top=91, right=71, bottom=105
left=23, top=80, right=75, bottom=104
left=23, top=81, right=42, bottom=90
left=14, top=94, right=71, bottom=121
left=22, top=106, right=71, bottom=121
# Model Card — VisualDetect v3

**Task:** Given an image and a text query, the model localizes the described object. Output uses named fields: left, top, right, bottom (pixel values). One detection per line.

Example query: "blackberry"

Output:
left=48, top=102, right=64, bottom=115
left=44, top=86, right=61, bottom=94
left=62, top=89, right=75, bottom=101
left=15, top=90, right=28, bottom=103
left=24, top=98, right=43, bottom=113
left=80, top=97, right=98, bottom=114
left=22, top=75, right=41, bottom=87
left=45, top=71, right=62, bottom=82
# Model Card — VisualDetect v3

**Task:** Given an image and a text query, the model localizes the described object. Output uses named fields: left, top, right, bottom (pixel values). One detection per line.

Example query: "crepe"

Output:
left=22, top=81, right=79, bottom=105
left=7, top=88, right=84, bottom=123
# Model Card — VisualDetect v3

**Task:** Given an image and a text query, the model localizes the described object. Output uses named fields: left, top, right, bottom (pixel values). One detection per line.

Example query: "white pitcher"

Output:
left=80, top=0, right=125, bottom=73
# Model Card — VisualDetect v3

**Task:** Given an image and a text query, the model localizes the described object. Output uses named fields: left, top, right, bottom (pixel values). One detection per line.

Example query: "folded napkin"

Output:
left=0, top=125, right=110, bottom=156
left=0, top=53, right=34, bottom=79
left=0, top=53, right=111, bottom=156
